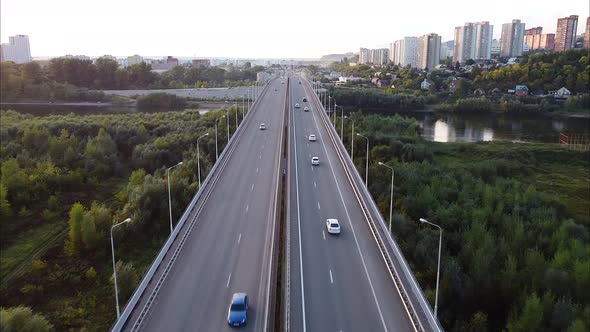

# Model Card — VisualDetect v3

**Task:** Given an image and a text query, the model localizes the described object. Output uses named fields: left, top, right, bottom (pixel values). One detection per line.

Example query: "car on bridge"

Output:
left=308, top=134, right=316, bottom=141
left=302, top=97, right=307, bottom=102
left=227, top=293, right=249, bottom=327
left=326, top=218, right=341, bottom=234
left=295, top=103, right=300, bottom=108
left=311, top=157, right=319, bottom=165
left=259, top=123, right=266, bottom=130
left=303, top=107, right=309, bottom=112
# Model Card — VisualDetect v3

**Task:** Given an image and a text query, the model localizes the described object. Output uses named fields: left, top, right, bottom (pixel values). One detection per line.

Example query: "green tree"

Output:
left=506, top=293, right=543, bottom=332
left=81, top=213, right=99, bottom=250
left=65, top=202, right=85, bottom=256
left=111, top=260, right=139, bottom=301
left=0, top=183, right=13, bottom=220
left=0, top=306, right=53, bottom=332
left=94, top=57, right=119, bottom=89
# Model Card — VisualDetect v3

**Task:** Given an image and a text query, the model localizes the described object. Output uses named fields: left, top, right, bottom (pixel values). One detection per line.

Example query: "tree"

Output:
left=0, top=306, right=53, bottom=332
left=111, top=260, right=139, bottom=301
left=81, top=213, right=99, bottom=250
left=0, top=183, right=13, bottom=220
left=94, top=57, right=119, bottom=89
left=65, top=203, right=85, bottom=256
left=506, top=293, right=543, bottom=332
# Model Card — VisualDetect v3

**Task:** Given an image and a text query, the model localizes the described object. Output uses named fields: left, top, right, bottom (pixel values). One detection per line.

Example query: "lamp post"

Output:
left=167, top=161, right=183, bottom=234
left=335, top=104, right=344, bottom=140
left=419, top=218, right=442, bottom=318
left=197, top=133, right=209, bottom=188
left=356, top=133, right=369, bottom=188
left=111, top=217, right=131, bottom=319
left=215, top=115, right=226, bottom=161
left=378, top=162, right=394, bottom=232
left=226, top=110, right=230, bottom=143
left=234, top=104, right=238, bottom=130
left=344, top=116, right=354, bottom=158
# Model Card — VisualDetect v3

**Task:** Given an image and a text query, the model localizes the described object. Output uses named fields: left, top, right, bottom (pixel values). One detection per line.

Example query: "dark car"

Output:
left=227, top=293, right=248, bottom=327
left=302, top=97, right=307, bottom=102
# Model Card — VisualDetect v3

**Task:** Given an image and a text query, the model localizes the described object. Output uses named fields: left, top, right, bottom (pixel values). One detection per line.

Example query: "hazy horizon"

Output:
left=1, top=0, right=588, bottom=59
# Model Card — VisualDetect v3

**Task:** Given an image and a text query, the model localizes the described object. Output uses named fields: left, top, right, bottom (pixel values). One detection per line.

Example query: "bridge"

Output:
left=112, top=75, right=443, bottom=332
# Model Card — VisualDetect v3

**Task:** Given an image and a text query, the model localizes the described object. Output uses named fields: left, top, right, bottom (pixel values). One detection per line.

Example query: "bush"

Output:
left=0, top=306, right=53, bottom=332
left=136, top=93, right=187, bottom=110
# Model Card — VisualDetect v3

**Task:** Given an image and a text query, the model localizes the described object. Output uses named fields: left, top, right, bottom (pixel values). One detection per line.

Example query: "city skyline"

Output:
left=1, top=0, right=588, bottom=58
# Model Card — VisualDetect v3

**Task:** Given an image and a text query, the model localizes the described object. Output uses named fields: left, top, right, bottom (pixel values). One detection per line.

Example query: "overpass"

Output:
left=112, top=75, right=443, bottom=331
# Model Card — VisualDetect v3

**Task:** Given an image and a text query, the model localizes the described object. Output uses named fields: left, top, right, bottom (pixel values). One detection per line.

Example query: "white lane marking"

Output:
left=309, top=153, right=311, bottom=158
left=256, top=167, right=259, bottom=173
left=311, top=166, right=313, bottom=171
left=314, top=181, right=317, bottom=188
left=262, top=144, right=265, bottom=149
left=308, top=86, right=389, bottom=332
left=317, top=201, right=321, bottom=210
left=245, top=204, right=249, bottom=212
left=259, top=154, right=262, bottom=159
left=329, top=270, right=334, bottom=284
left=227, top=273, right=232, bottom=288
left=238, top=233, right=242, bottom=244
left=322, top=230, right=326, bottom=240
left=251, top=183, right=255, bottom=191
left=292, top=81, right=307, bottom=332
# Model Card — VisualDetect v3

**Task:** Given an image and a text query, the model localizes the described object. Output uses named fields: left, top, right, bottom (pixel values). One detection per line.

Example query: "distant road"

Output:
left=104, top=86, right=255, bottom=100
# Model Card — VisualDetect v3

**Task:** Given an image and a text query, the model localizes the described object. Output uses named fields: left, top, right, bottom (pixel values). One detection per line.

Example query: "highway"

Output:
left=118, top=78, right=285, bottom=331
left=286, top=76, right=416, bottom=331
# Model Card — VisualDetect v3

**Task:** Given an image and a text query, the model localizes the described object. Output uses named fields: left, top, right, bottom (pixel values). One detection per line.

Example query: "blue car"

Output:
left=227, top=293, right=248, bottom=327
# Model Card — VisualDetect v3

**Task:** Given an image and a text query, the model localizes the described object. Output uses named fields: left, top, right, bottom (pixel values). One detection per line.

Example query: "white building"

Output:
left=417, top=33, right=441, bottom=71
left=500, top=19, right=525, bottom=57
left=359, top=48, right=370, bottom=65
left=453, top=22, right=493, bottom=64
left=128, top=54, right=144, bottom=66
left=0, top=35, right=32, bottom=64
left=390, top=37, right=418, bottom=68
left=358, top=47, right=388, bottom=66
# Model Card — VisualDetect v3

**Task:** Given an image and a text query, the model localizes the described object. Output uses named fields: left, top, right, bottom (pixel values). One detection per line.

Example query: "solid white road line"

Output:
left=251, top=183, right=255, bottom=191
left=317, top=201, right=321, bottom=210
left=227, top=273, right=232, bottom=288
left=308, top=83, right=389, bottom=332
left=322, top=230, right=326, bottom=240
left=238, top=233, right=242, bottom=244
left=329, top=270, right=334, bottom=284
left=314, top=181, right=317, bottom=188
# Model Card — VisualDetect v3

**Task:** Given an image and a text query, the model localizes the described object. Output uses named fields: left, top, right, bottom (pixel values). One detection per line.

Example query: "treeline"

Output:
left=344, top=113, right=590, bottom=331
left=329, top=88, right=439, bottom=110
left=0, top=58, right=267, bottom=101
left=136, top=93, right=187, bottom=110
left=0, top=107, right=243, bottom=330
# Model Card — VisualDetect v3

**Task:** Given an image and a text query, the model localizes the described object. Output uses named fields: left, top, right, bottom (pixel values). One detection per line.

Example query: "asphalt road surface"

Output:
left=287, top=76, right=415, bottom=332
left=123, top=78, right=285, bottom=331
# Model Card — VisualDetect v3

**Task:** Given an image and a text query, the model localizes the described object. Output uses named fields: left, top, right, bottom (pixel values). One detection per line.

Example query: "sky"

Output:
left=1, top=0, right=588, bottom=59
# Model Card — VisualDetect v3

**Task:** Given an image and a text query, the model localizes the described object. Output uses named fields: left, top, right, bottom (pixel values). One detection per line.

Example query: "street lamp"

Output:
left=378, top=162, right=394, bottom=232
left=419, top=217, right=442, bottom=318
left=344, top=116, right=354, bottom=158
left=226, top=110, right=230, bottom=143
left=197, top=133, right=209, bottom=188
left=111, top=217, right=131, bottom=319
left=335, top=104, right=344, bottom=140
left=167, top=161, right=183, bottom=234
left=356, top=133, right=369, bottom=188
left=215, top=115, right=226, bottom=161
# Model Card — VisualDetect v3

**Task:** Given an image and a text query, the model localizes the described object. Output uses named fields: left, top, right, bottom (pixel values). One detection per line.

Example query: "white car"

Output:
left=303, top=107, right=309, bottom=112
left=295, top=103, right=300, bottom=108
left=311, top=157, right=319, bottom=165
left=326, top=218, right=341, bottom=234
left=259, top=123, right=266, bottom=130
left=308, top=134, right=316, bottom=141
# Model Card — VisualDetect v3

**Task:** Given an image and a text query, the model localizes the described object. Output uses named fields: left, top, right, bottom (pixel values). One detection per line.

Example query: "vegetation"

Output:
left=1, top=58, right=267, bottom=102
left=0, top=107, right=243, bottom=330
left=345, top=113, right=590, bottom=331
left=0, top=306, right=53, bottom=331
left=136, top=93, right=187, bottom=110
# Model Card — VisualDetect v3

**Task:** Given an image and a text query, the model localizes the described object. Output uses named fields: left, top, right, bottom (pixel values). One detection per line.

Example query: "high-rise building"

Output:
left=453, top=21, right=493, bottom=63
left=539, top=34, right=555, bottom=50
left=555, top=15, right=578, bottom=51
left=440, top=40, right=454, bottom=60
left=358, top=47, right=388, bottom=66
left=491, top=39, right=501, bottom=56
left=390, top=37, right=418, bottom=67
left=417, top=33, right=441, bottom=70
left=359, top=48, right=370, bottom=65
left=585, top=17, right=590, bottom=49
left=0, top=35, right=32, bottom=64
left=500, top=19, right=526, bottom=57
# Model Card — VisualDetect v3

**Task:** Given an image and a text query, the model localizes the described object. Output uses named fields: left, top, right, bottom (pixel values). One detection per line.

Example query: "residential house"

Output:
left=549, top=87, right=572, bottom=98
left=514, top=85, right=529, bottom=96
left=421, top=78, right=435, bottom=90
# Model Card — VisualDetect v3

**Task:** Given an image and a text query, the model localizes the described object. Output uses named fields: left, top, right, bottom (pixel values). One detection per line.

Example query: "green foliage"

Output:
left=85, top=267, right=97, bottom=281
left=506, top=293, right=543, bottom=332
left=0, top=183, right=13, bottom=220
left=136, top=93, right=187, bottom=110
left=65, top=203, right=85, bottom=256
left=31, top=259, right=47, bottom=272
left=0, top=306, right=53, bottom=332
left=331, top=87, right=435, bottom=110
left=111, top=260, right=139, bottom=302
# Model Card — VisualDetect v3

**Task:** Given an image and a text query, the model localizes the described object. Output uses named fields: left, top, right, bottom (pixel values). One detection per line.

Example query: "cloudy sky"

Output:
left=1, top=0, right=588, bottom=59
